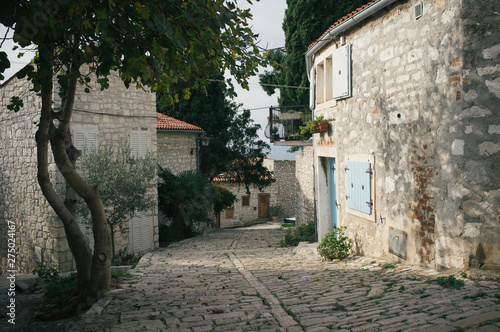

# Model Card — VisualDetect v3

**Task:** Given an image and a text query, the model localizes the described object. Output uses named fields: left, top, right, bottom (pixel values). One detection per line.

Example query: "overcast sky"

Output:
left=0, top=1, right=292, bottom=159
left=233, top=0, right=291, bottom=160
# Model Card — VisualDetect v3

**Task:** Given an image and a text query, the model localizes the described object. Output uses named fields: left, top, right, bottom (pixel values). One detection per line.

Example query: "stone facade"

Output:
left=157, top=131, right=200, bottom=173
left=0, top=69, right=158, bottom=274
left=309, top=0, right=500, bottom=271
left=216, top=159, right=296, bottom=228
left=295, top=146, right=315, bottom=227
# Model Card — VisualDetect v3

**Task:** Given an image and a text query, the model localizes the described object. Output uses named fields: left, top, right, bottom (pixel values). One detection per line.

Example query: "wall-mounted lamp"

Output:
left=200, top=133, right=211, bottom=147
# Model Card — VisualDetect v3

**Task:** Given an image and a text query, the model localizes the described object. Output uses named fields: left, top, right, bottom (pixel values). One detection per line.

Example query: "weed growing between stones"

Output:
left=317, top=227, right=352, bottom=260
left=436, top=275, right=465, bottom=289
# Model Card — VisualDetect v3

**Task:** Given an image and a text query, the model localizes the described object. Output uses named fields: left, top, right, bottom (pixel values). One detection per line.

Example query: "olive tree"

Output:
left=77, top=147, right=156, bottom=261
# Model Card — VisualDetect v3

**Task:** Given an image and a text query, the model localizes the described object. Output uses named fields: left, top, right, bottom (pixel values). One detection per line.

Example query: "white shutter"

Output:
left=130, top=130, right=149, bottom=158
left=139, top=131, right=149, bottom=158
left=309, top=66, right=316, bottom=109
left=309, top=67, right=316, bottom=109
left=332, top=44, right=351, bottom=100
left=141, top=214, right=152, bottom=251
left=86, top=131, right=98, bottom=150
left=131, top=215, right=142, bottom=252
left=130, top=212, right=152, bottom=252
left=73, top=131, right=86, bottom=151
left=130, top=130, right=140, bottom=158
left=73, top=128, right=98, bottom=152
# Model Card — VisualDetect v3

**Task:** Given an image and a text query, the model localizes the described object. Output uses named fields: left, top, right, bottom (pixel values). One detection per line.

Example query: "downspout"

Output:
left=305, top=0, right=398, bottom=79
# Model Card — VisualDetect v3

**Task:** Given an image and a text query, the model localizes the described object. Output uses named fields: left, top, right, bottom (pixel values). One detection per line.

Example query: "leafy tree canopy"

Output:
left=0, top=0, right=262, bottom=105
left=259, top=0, right=371, bottom=107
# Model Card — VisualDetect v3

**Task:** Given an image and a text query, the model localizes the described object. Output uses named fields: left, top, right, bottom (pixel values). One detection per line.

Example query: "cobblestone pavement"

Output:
left=61, top=222, right=500, bottom=331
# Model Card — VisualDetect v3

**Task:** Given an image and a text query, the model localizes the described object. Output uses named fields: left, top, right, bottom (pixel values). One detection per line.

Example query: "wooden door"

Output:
left=258, top=194, right=270, bottom=219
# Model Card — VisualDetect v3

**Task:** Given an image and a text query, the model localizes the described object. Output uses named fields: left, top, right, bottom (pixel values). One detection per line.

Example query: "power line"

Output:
left=208, top=78, right=308, bottom=90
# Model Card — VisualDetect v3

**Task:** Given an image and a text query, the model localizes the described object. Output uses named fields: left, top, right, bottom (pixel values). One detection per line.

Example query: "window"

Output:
left=73, top=128, right=98, bottom=151
left=242, top=196, right=250, bottom=206
left=225, top=207, right=234, bottom=219
left=346, top=160, right=372, bottom=215
left=130, top=130, right=150, bottom=158
left=311, top=43, right=352, bottom=107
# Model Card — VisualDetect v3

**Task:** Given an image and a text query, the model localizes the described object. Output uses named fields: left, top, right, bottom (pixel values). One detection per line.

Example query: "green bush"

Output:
left=279, top=221, right=315, bottom=247
left=317, top=227, right=352, bottom=260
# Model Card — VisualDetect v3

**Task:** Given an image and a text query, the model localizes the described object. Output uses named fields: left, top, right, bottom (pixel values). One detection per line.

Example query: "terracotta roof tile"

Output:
left=156, top=112, right=203, bottom=131
left=308, top=0, right=379, bottom=50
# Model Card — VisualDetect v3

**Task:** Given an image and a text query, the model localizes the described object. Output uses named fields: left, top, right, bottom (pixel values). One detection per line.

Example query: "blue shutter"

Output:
left=346, top=161, right=372, bottom=214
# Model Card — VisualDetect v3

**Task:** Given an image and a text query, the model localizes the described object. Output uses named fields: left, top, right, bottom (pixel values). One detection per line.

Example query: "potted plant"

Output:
left=300, top=115, right=328, bottom=134
left=268, top=205, right=284, bottom=221
left=272, top=126, right=280, bottom=140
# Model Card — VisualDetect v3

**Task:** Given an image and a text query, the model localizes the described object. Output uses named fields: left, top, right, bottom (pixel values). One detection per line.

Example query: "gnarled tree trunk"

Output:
left=35, top=50, right=111, bottom=308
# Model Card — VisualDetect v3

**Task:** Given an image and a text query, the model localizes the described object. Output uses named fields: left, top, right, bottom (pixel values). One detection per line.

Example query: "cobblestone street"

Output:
left=63, top=222, right=500, bottom=332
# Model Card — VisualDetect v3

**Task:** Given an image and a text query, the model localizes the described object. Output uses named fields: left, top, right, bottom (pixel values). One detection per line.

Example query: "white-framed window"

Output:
left=130, top=129, right=150, bottom=158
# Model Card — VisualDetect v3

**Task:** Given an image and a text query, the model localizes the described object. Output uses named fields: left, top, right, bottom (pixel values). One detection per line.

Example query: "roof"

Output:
left=308, top=0, right=380, bottom=50
left=156, top=112, right=203, bottom=131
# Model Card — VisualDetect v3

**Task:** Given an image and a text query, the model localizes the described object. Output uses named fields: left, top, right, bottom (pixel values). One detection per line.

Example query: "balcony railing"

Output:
left=264, top=106, right=313, bottom=146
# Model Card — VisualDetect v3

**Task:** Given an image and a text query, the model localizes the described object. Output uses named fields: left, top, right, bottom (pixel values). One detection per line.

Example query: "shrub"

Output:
left=279, top=221, right=315, bottom=247
left=317, top=227, right=352, bottom=260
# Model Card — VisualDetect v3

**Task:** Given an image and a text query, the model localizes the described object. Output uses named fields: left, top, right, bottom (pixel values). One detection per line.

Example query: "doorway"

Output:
left=258, top=194, right=270, bottom=219
left=329, top=158, right=337, bottom=231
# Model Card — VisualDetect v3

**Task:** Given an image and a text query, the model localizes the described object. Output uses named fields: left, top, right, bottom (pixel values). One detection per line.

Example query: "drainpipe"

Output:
left=305, top=0, right=398, bottom=79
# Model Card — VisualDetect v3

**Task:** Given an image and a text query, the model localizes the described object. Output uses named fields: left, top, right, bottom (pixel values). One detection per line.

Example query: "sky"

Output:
left=233, top=0, right=291, bottom=160
left=0, top=0, right=293, bottom=160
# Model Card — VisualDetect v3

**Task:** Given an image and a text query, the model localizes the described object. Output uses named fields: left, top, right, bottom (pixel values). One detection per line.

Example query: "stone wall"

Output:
left=70, top=69, right=158, bottom=257
left=216, top=183, right=268, bottom=228
left=157, top=131, right=199, bottom=173
left=295, top=147, right=315, bottom=227
left=217, top=158, right=296, bottom=228
left=311, top=0, right=500, bottom=270
left=0, top=69, right=158, bottom=273
left=0, top=76, right=72, bottom=274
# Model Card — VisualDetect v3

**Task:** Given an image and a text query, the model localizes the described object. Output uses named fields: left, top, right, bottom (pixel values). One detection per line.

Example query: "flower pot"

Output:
left=318, top=121, right=328, bottom=132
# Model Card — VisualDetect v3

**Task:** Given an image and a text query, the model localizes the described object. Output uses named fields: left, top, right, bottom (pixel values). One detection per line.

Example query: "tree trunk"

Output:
left=35, top=51, right=111, bottom=308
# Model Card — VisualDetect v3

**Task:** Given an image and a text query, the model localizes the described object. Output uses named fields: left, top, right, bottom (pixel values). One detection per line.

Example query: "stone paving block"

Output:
left=452, top=311, right=500, bottom=328
left=422, top=326, right=456, bottom=332
left=66, top=225, right=500, bottom=332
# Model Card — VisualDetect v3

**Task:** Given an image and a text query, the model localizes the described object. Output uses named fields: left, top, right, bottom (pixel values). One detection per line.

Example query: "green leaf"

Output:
left=131, top=301, right=151, bottom=308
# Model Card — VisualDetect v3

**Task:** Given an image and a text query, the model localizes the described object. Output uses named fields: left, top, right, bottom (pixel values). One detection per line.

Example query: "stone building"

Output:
left=307, top=0, right=499, bottom=271
left=214, top=159, right=296, bottom=228
left=156, top=112, right=204, bottom=173
left=0, top=68, right=159, bottom=273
